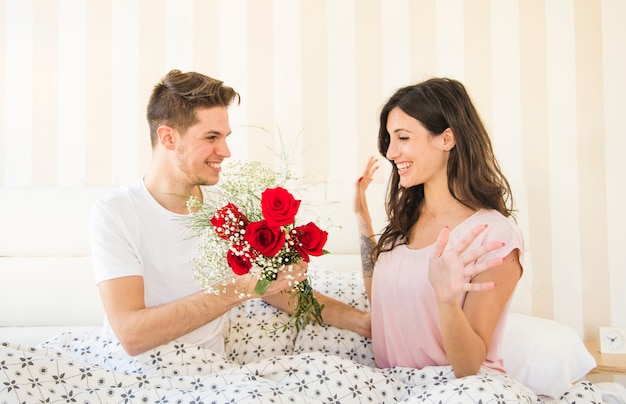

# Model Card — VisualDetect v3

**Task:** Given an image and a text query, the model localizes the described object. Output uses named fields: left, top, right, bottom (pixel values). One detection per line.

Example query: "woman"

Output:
left=355, top=77, right=524, bottom=378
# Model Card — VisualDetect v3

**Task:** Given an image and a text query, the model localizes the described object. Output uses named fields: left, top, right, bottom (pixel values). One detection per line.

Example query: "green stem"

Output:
left=282, top=279, right=325, bottom=333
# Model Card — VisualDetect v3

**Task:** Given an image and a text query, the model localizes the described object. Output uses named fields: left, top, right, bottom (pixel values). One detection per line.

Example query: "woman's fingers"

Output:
left=366, top=156, right=379, bottom=179
left=432, top=225, right=505, bottom=267
left=354, top=156, right=379, bottom=214
left=464, top=280, right=496, bottom=292
left=453, top=224, right=488, bottom=256
left=459, top=241, right=505, bottom=266
left=429, top=224, right=508, bottom=303
left=357, top=156, right=379, bottom=185
left=431, top=226, right=451, bottom=259
left=461, top=257, right=504, bottom=279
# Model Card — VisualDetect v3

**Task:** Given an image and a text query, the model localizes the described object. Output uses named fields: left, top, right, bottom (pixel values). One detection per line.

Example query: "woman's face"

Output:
left=384, top=107, right=450, bottom=189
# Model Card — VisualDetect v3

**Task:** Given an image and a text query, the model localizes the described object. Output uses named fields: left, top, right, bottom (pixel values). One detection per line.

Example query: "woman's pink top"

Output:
left=371, top=209, right=524, bottom=373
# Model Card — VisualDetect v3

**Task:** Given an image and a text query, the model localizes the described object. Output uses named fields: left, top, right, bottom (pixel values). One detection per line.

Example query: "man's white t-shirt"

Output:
left=90, top=179, right=225, bottom=354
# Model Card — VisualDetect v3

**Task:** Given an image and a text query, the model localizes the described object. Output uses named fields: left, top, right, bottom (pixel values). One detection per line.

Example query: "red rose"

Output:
left=292, top=222, right=328, bottom=262
left=260, top=187, right=301, bottom=227
left=244, top=220, right=285, bottom=257
left=211, top=203, right=248, bottom=241
left=226, top=242, right=255, bottom=275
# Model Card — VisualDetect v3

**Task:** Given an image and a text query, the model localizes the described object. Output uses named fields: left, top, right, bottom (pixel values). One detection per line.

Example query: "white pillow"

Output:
left=501, top=312, right=597, bottom=398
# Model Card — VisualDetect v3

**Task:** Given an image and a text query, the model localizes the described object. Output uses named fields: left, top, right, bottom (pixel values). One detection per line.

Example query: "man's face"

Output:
left=175, top=106, right=232, bottom=186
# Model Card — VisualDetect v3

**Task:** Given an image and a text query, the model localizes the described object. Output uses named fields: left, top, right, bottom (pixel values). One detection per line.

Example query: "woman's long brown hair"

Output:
left=373, top=78, right=514, bottom=261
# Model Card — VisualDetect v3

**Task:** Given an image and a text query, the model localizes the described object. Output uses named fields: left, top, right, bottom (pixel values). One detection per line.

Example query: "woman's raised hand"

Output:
left=428, top=224, right=504, bottom=304
left=353, top=156, right=379, bottom=218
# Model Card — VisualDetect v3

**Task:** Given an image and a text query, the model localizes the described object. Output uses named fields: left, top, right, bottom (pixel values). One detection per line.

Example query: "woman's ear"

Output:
left=441, top=128, right=456, bottom=151
left=156, top=125, right=176, bottom=150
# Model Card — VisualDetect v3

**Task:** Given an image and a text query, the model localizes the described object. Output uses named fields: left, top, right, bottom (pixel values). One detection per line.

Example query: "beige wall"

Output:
left=1, top=0, right=625, bottom=341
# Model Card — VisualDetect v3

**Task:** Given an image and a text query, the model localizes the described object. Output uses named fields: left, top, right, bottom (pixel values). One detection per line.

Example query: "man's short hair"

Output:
left=147, top=69, right=240, bottom=146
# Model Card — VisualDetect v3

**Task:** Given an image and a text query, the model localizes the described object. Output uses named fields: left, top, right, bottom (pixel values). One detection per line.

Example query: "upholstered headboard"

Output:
left=0, top=187, right=111, bottom=343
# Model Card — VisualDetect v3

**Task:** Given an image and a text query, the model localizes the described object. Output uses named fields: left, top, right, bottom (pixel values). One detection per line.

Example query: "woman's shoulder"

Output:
left=461, top=209, right=523, bottom=242
left=467, top=209, right=516, bottom=226
left=455, top=209, right=525, bottom=263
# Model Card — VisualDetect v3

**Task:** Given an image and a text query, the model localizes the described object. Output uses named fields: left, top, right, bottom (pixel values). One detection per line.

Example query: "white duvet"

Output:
left=1, top=267, right=621, bottom=403
left=0, top=332, right=602, bottom=403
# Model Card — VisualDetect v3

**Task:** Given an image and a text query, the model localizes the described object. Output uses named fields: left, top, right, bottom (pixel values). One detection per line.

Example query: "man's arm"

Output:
left=98, top=276, right=238, bottom=356
left=99, top=268, right=305, bottom=356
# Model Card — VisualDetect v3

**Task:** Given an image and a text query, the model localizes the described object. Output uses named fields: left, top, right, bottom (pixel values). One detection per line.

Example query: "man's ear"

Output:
left=156, top=125, right=176, bottom=150
left=441, top=128, right=456, bottom=151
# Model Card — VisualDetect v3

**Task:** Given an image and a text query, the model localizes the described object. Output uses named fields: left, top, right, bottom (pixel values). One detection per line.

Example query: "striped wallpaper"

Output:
left=1, top=0, right=625, bottom=341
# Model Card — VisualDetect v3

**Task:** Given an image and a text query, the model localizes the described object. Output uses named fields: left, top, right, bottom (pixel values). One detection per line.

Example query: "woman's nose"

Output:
left=385, top=141, right=397, bottom=160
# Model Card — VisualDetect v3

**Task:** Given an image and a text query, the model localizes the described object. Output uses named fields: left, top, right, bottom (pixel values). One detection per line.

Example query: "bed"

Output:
left=1, top=186, right=625, bottom=403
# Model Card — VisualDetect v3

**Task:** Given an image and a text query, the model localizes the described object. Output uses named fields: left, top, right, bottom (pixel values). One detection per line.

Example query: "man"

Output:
left=90, top=69, right=368, bottom=357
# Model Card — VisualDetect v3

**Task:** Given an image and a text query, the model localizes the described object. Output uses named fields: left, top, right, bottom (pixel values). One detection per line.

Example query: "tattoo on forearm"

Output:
left=360, top=234, right=375, bottom=278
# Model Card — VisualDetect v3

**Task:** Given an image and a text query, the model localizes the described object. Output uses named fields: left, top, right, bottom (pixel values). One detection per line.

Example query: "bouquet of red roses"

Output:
left=186, top=160, right=328, bottom=332
left=212, top=186, right=328, bottom=293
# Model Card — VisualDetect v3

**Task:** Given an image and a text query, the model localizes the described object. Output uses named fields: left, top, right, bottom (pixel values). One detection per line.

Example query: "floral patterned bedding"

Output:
left=0, top=268, right=608, bottom=403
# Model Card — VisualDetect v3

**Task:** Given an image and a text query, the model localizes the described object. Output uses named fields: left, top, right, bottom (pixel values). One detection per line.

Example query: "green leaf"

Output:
left=254, top=279, right=271, bottom=295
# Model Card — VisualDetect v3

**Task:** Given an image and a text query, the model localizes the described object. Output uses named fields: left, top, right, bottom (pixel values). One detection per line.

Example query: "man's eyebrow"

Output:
left=205, top=129, right=231, bottom=136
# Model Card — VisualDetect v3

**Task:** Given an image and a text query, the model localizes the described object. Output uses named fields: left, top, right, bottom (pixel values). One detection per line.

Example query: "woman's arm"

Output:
left=438, top=250, right=521, bottom=377
left=262, top=281, right=372, bottom=338
left=354, top=156, right=379, bottom=300
left=429, top=225, right=521, bottom=377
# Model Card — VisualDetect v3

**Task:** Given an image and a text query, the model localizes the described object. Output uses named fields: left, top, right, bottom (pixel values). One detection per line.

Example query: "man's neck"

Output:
left=143, top=171, right=202, bottom=215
